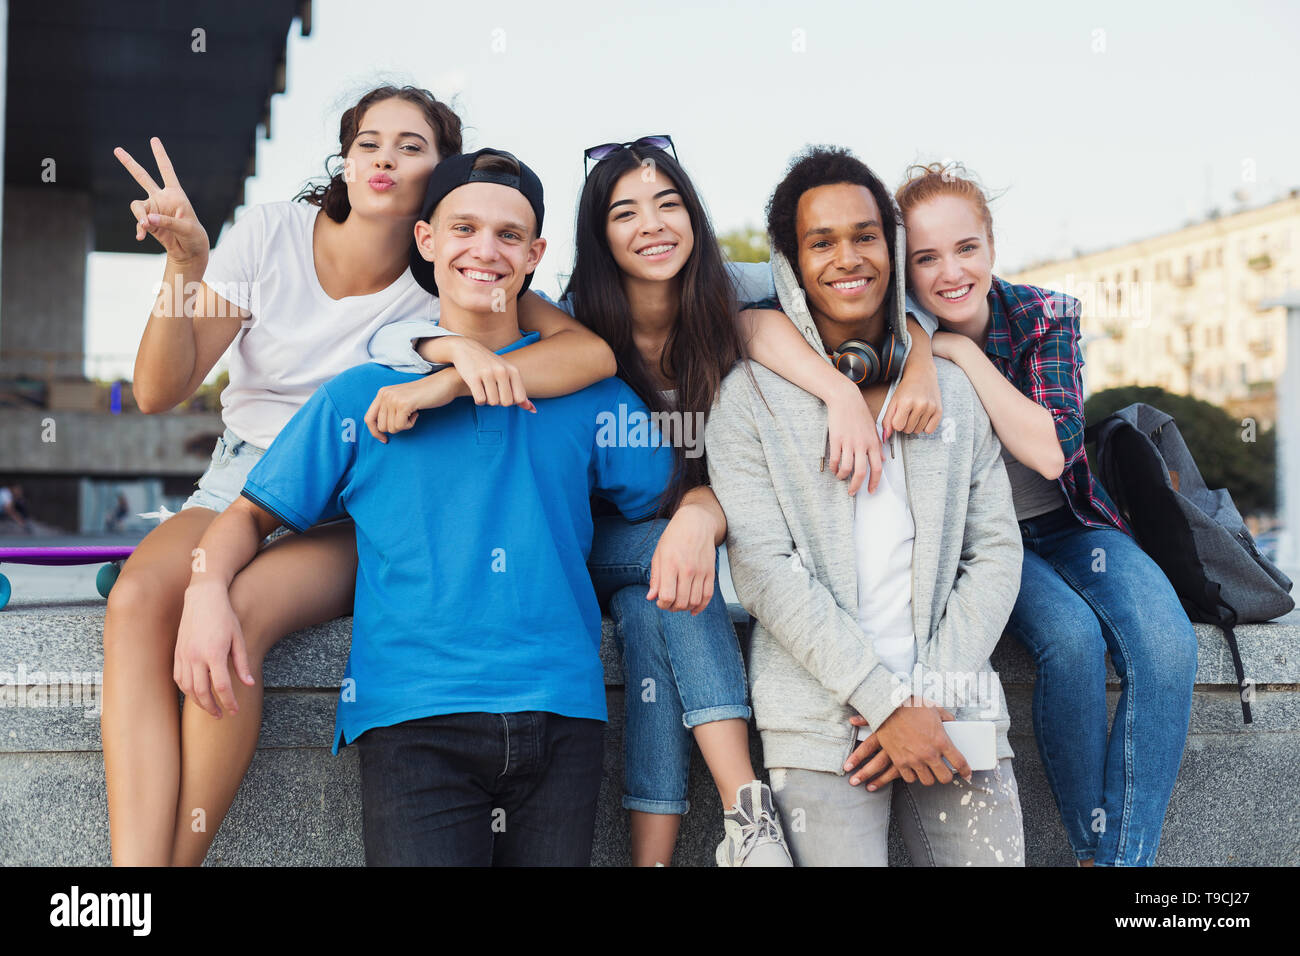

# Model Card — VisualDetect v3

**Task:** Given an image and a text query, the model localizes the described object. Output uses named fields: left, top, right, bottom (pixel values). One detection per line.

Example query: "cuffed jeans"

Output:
left=588, top=515, right=751, bottom=815
left=768, top=759, right=1025, bottom=866
left=356, top=711, right=604, bottom=866
left=1007, top=506, right=1197, bottom=866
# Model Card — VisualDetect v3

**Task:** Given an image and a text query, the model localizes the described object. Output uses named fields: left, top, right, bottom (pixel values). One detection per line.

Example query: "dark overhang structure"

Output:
left=5, top=0, right=311, bottom=250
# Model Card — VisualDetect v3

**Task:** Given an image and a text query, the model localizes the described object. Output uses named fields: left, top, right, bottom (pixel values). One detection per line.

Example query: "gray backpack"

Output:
left=1087, top=403, right=1294, bottom=723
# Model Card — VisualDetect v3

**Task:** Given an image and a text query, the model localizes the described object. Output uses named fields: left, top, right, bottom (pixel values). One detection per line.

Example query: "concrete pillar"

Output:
left=1263, top=292, right=1300, bottom=574
left=0, top=0, right=7, bottom=319
left=0, top=187, right=92, bottom=380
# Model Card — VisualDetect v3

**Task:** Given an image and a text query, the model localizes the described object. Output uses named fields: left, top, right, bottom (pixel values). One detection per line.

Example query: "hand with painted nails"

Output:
left=438, top=336, right=535, bottom=412
left=883, top=360, right=942, bottom=440
left=825, top=379, right=883, bottom=496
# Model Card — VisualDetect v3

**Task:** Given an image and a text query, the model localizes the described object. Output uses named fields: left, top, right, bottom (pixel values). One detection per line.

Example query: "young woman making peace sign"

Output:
left=102, top=86, right=616, bottom=866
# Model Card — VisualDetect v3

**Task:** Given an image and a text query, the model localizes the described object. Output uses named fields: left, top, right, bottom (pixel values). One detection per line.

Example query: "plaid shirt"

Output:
left=984, top=275, right=1128, bottom=534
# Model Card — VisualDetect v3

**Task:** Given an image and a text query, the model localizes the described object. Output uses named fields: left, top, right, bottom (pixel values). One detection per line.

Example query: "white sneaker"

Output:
left=716, top=781, right=794, bottom=867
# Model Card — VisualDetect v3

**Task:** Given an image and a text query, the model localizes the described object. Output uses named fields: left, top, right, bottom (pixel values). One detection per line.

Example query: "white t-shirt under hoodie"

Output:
left=203, top=201, right=437, bottom=449
left=851, top=409, right=919, bottom=739
left=854, top=410, right=918, bottom=679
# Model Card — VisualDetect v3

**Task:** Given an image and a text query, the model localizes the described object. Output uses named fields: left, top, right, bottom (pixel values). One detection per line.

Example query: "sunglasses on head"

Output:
left=583, top=135, right=677, bottom=176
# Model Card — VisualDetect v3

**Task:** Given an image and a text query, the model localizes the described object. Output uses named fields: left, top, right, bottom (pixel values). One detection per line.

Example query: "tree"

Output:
left=1084, top=386, right=1276, bottom=515
left=717, top=225, right=769, bottom=263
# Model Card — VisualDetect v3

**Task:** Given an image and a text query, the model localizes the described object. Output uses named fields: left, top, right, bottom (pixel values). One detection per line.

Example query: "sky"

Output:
left=85, top=0, right=1300, bottom=381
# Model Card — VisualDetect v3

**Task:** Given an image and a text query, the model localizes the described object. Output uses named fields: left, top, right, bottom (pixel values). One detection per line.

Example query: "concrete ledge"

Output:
left=2, top=598, right=1297, bottom=866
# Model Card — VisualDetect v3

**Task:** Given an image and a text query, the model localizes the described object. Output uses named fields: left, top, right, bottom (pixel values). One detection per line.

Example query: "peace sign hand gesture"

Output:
left=114, top=136, right=210, bottom=268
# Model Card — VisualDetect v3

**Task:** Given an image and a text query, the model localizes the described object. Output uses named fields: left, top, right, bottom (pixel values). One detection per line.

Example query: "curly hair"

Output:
left=764, top=145, right=899, bottom=281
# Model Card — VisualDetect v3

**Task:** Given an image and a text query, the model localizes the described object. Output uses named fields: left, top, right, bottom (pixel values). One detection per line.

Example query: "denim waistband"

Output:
left=221, top=426, right=267, bottom=456
left=1017, top=504, right=1079, bottom=540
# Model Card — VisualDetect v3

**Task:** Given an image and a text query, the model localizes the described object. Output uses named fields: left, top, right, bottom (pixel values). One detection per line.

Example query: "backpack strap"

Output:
left=1214, top=601, right=1253, bottom=723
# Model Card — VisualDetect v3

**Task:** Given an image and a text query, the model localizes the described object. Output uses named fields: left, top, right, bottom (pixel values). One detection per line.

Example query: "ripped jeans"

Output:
left=768, top=759, right=1025, bottom=866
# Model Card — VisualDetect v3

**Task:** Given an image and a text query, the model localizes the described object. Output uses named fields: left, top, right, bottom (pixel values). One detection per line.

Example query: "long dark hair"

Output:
left=565, top=145, right=747, bottom=511
left=296, top=85, right=463, bottom=223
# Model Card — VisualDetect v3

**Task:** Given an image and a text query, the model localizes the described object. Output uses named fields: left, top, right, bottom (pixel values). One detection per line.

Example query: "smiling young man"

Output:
left=175, top=148, right=674, bottom=866
left=705, top=146, right=1027, bottom=866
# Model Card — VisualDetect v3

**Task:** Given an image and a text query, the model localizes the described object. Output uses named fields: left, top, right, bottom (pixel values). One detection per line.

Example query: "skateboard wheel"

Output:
left=96, top=562, right=121, bottom=600
left=0, top=573, right=10, bottom=610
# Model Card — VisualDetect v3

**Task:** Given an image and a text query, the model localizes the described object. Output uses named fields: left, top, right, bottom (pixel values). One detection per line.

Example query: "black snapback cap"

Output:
left=408, top=147, right=545, bottom=298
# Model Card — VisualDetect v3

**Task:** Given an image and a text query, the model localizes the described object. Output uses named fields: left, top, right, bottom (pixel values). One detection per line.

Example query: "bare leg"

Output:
left=102, top=508, right=218, bottom=866
left=693, top=718, right=757, bottom=810
left=626, top=721, right=756, bottom=866
left=629, top=811, right=681, bottom=867
left=170, top=523, right=357, bottom=866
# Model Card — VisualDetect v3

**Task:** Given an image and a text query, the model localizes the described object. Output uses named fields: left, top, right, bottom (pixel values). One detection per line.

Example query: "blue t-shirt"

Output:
left=241, top=333, right=675, bottom=752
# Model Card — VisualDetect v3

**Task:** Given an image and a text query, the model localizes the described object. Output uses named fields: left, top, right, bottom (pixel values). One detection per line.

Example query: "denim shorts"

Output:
left=182, top=427, right=304, bottom=543
left=183, top=427, right=268, bottom=514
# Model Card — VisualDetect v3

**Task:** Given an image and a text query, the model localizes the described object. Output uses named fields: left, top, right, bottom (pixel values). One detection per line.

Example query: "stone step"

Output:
left=1, top=598, right=1297, bottom=865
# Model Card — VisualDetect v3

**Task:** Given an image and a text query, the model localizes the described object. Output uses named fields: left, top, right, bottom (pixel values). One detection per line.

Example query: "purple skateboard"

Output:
left=0, top=546, right=136, bottom=608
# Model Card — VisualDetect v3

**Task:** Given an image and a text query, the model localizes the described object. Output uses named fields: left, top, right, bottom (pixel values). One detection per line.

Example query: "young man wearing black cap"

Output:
left=176, top=149, right=675, bottom=865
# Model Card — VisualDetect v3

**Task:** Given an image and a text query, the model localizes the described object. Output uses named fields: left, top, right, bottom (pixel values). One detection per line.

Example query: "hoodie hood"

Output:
left=769, top=213, right=913, bottom=368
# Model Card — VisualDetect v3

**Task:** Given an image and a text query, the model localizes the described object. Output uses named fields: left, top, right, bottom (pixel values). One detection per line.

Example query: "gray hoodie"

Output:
left=705, top=231, right=1023, bottom=775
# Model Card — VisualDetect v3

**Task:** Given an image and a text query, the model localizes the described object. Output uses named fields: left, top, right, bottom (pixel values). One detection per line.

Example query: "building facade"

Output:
left=1007, top=192, right=1300, bottom=426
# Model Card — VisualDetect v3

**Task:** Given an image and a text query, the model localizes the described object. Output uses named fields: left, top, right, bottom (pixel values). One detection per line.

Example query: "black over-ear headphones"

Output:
left=828, top=329, right=907, bottom=386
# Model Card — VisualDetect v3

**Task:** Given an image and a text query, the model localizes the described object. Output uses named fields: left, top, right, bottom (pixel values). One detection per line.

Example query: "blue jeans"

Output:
left=588, top=515, right=751, bottom=815
left=1007, top=506, right=1197, bottom=866
left=356, top=711, right=604, bottom=866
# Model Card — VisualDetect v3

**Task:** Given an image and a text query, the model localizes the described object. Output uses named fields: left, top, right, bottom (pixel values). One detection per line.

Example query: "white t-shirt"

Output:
left=204, top=201, right=437, bottom=449
left=854, top=410, right=918, bottom=685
